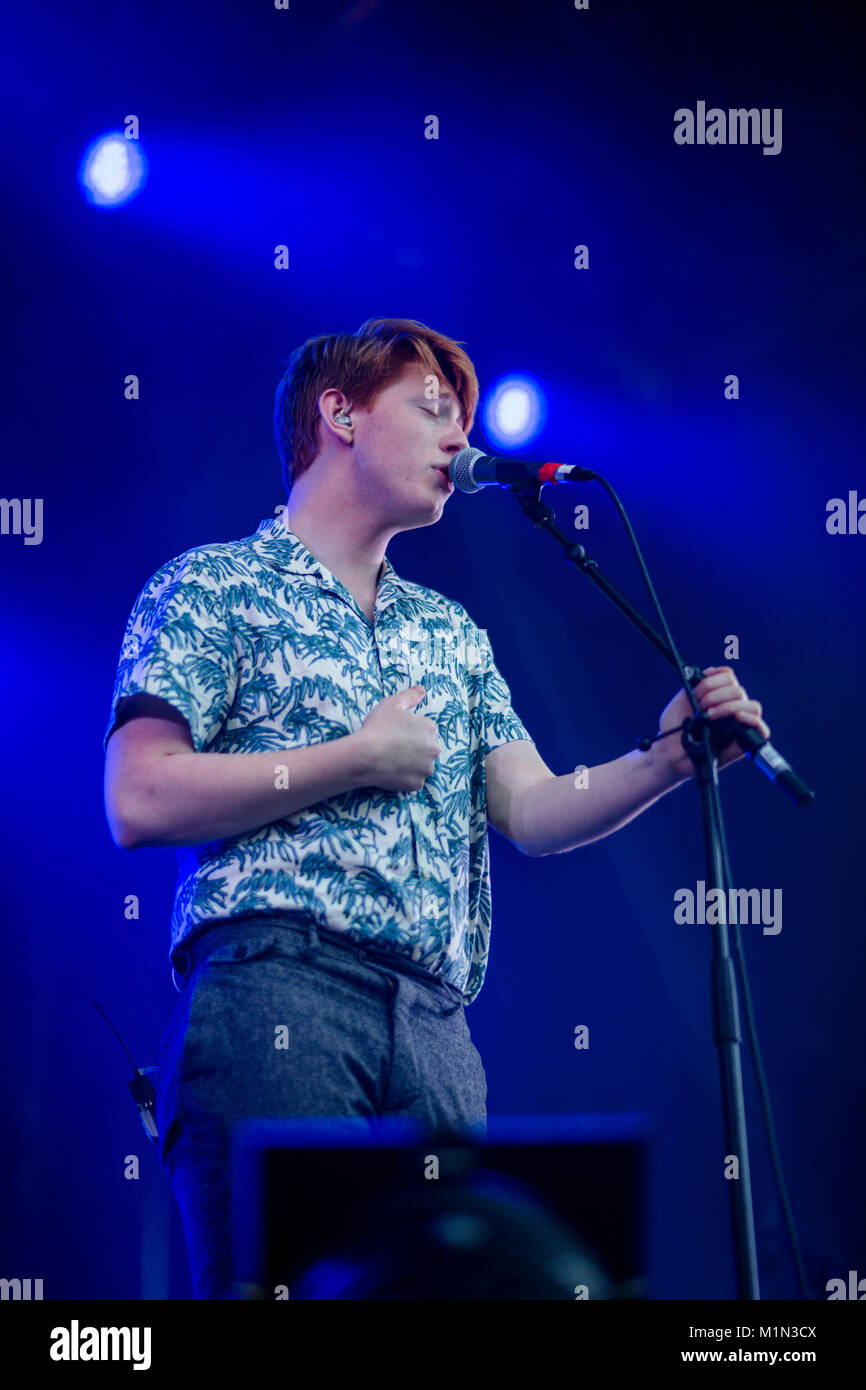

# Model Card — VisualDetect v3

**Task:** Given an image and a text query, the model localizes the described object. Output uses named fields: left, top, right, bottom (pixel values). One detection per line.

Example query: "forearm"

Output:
left=121, top=733, right=372, bottom=849
left=515, top=747, right=689, bottom=857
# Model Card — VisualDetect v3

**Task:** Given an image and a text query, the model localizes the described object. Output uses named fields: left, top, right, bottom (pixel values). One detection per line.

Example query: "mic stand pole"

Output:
left=507, top=483, right=760, bottom=1300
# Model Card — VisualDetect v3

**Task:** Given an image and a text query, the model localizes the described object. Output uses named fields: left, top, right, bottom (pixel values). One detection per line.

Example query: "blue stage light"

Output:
left=77, top=131, right=148, bottom=208
left=482, top=374, right=547, bottom=450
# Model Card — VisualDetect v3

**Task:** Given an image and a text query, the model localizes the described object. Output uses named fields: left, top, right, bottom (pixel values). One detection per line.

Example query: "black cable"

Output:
left=92, top=998, right=136, bottom=1071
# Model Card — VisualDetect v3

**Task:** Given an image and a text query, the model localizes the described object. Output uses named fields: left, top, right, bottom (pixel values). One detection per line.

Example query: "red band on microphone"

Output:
left=537, top=462, right=562, bottom=483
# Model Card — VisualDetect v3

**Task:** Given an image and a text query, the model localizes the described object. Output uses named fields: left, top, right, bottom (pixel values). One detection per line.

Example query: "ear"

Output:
left=317, top=387, right=354, bottom=443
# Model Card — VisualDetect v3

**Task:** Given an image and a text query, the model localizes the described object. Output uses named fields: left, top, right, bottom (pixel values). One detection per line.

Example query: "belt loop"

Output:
left=440, top=989, right=463, bottom=1017
left=305, top=915, right=321, bottom=953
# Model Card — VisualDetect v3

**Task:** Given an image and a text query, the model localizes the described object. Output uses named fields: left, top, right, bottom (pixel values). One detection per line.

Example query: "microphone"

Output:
left=702, top=713, right=814, bottom=806
left=449, top=447, right=595, bottom=493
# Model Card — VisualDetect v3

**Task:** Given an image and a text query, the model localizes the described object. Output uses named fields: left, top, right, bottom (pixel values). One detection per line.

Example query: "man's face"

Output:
left=347, top=362, right=471, bottom=528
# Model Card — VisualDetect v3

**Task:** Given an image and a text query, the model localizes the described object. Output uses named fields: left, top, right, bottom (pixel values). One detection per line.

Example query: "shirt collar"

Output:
left=249, top=512, right=410, bottom=597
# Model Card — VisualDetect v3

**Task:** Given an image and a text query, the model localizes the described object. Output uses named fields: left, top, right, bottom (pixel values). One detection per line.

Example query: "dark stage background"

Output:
left=1, top=0, right=863, bottom=1300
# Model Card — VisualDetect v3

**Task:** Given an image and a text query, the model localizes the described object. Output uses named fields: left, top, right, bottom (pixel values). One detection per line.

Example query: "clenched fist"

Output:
left=356, top=685, right=441, bottom=791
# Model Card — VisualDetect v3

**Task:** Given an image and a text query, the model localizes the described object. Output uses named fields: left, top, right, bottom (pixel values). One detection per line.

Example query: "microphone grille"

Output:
left=450, top=447, right=485, bottom=494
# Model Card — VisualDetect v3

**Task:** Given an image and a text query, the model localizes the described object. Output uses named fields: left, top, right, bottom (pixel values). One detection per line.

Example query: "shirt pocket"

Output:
left=406, top=630, right=470, bottom=752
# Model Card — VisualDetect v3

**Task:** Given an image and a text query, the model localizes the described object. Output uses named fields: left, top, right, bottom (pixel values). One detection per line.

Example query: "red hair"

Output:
left=273, top=317, right=478, bottom=495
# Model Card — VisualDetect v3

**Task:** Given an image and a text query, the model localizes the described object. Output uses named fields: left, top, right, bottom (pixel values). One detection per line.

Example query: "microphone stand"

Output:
left=506, top=481, right=781, bottom=1301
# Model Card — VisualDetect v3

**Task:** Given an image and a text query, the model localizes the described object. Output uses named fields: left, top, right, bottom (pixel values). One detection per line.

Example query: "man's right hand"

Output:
left=356, top=685, right=441, bottom=791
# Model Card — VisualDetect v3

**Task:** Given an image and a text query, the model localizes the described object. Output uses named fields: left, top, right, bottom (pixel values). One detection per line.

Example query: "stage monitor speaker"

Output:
left=231, top=1112, right=650, bottom=1300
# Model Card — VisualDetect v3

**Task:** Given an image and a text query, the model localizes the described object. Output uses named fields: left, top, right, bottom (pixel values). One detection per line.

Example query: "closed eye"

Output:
left=418, top=401, right=465, bottom=428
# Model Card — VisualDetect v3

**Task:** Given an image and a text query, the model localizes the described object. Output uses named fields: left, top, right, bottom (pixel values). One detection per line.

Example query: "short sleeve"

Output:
left=465, top=618, right=534, bottom=758
left=103, top=549, right=238, bottom=753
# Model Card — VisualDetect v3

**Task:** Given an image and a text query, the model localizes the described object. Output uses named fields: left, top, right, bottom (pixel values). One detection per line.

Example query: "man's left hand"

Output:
left=655, top=666, right=771, bottom=781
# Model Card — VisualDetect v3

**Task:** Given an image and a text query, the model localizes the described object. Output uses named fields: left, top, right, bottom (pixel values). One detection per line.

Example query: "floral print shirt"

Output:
left=103, top=511, right=534, bottom=1002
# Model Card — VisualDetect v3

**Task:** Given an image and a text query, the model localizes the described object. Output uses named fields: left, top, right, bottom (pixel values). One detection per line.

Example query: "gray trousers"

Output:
left=156, top=911, right=488, bottom=1299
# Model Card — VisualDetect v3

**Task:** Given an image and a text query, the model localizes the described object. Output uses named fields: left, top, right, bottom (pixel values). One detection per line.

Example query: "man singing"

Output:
left=103, top=317, right=770, bottom=1299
